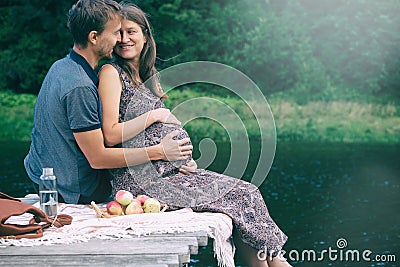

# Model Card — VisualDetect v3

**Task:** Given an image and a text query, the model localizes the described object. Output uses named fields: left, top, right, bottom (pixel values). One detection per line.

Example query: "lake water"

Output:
left=0, top=140, right=399, bottom=267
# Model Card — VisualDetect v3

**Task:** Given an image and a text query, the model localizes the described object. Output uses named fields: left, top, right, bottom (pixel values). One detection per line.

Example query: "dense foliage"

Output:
left=0, top=0, right=399, bottom=101
left=2, top=89, right=399, bottom=143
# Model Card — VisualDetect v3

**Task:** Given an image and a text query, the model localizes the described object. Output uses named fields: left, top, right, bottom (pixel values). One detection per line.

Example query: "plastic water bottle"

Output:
left=39, top=168, right=58, bottom=218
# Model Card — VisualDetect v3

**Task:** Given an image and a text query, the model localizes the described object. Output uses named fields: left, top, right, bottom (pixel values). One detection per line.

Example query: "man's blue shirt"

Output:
left=24, top=51, right=108, bottom=204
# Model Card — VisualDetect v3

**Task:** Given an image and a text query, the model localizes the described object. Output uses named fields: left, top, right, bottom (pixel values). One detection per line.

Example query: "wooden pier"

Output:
left=0, top=230, right=210, bottom=267
left=0, top=197, right=233, bottom=267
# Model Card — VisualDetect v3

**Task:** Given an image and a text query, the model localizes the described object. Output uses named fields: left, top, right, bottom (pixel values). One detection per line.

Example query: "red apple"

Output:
left=130, top=198, right=141, bottom=205
left=106, top=200, right=123, bottom=216
left=136, top=194, right=150, bottom=205
left=125, top=200, right=144, bottom=215
left=115, top=190, right=134, bottom=206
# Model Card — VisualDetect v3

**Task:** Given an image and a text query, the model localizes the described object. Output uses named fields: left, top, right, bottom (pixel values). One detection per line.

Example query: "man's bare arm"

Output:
left=74, top=129, right=192, bottom=169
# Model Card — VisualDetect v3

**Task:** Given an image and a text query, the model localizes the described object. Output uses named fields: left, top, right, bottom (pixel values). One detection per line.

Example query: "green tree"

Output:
left=136, top=0, right=328, bottom=97
left=0, top=0, right=75, bottom=94
left=229, top=2, right=329, bottom=96
left=1, top=0, right=398, bottom=100
left=289, top=0, right=400, bottom=96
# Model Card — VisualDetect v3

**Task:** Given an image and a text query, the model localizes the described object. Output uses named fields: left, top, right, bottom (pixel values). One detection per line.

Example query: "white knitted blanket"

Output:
left=0, top=203, right=235, bottom=267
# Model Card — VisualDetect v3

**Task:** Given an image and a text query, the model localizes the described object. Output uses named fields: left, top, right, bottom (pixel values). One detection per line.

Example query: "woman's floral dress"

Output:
left=108, top=63, right=288, bottom=254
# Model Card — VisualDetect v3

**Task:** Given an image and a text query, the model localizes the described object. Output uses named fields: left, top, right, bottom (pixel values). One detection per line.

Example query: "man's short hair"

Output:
left=67, top=0, right=121, bottom=48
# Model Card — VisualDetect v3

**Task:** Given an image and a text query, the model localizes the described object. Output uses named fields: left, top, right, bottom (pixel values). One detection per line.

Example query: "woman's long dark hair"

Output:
left=114, top=2, right=164, bottom=98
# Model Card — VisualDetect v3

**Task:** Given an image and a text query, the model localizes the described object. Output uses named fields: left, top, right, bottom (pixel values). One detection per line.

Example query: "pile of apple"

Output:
left=106, top=190, right=162, bottom=215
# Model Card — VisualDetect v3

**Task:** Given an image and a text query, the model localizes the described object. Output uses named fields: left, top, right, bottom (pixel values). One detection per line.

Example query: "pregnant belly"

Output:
left=125, top=122, right=192, bottom=177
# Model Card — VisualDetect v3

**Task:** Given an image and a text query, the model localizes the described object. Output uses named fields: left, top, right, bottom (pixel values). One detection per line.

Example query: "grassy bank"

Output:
left=165, top=89, right=400, bottom=143
left=270, top=100, right=400, bottom=142
left=0, top=91, right=36, bottom=141
left=1, top=90, right=399, bottom=143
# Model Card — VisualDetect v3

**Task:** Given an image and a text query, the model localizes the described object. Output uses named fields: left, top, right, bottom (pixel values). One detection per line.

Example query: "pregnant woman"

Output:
left=98, top=3, right=290, bottom=267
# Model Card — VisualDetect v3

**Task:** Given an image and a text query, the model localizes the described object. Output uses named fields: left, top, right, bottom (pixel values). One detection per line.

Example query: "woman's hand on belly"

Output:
left=179, top=159, right=198, bottom=174
left=158, top=130, right=192, bottom=161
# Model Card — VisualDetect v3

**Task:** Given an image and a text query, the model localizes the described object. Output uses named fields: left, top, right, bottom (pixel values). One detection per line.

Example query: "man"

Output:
left=24, top=0, right=193, bottom=204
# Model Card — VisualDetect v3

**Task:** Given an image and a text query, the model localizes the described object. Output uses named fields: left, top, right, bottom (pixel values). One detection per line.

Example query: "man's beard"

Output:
left=101, top=51, right=113, bottom=60
left=99, top=45, right=114, bottom=60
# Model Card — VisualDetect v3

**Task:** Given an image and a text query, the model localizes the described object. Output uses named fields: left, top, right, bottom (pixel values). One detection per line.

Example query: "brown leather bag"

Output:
left=0, top=192, right=72, bottom=239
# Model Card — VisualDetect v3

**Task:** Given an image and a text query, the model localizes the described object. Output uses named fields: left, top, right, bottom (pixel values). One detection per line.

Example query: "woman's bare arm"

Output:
left=98, top=64, right=180, bottom=147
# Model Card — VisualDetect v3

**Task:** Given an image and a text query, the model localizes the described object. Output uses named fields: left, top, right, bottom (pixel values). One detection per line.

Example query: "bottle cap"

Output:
left=42, top=168, right=54, bottom=176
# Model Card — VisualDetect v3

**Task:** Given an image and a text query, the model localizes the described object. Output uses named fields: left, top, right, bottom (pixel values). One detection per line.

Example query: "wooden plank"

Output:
left=148, top=230, right=209, bottom=246
left=0, top=237, right=198, bottom=266
left=0, top=255, right=177, bottom=267
left=0, top=236, right=198, bottom=254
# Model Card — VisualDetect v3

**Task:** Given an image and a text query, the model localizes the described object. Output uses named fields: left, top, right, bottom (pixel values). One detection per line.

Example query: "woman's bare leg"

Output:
left=266, top=254, right=292, bottom=267
left=233, top=230, right=269, bottom=267
left=233, top=229, right=292, bottom=267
